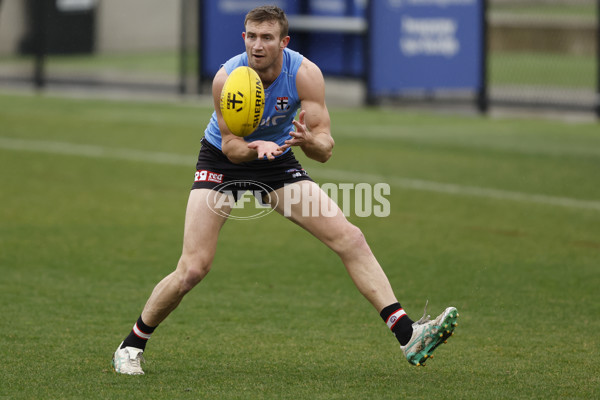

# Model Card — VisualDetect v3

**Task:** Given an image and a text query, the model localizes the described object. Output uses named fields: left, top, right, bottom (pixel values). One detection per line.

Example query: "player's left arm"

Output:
left=281, top=59, right=334, bottom=163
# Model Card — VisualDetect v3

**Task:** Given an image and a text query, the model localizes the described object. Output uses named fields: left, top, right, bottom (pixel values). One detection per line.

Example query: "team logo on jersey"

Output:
left=275, top=96, right=290, bottom=113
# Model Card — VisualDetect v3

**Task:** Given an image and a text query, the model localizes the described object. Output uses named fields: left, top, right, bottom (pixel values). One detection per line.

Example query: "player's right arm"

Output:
left=213, top=68, right=283, bottom=163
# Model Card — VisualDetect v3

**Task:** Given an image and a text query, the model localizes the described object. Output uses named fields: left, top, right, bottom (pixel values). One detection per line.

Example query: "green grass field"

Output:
left=490, top=51, right=596, bottom=89
left=0, top=52, right=180, bottom=76
left=1, top=93, right=599, bottom=399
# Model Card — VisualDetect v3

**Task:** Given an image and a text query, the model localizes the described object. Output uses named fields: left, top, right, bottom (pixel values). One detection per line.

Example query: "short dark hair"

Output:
left=244, top=5, right=289, bottom=39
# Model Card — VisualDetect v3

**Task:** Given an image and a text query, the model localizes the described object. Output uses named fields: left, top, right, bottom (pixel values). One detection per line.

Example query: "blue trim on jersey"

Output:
left=204, top=48, right=304, bottom=155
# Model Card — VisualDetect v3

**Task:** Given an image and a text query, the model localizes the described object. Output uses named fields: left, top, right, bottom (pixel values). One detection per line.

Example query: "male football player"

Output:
left=112, top=5, right=458, bottom=375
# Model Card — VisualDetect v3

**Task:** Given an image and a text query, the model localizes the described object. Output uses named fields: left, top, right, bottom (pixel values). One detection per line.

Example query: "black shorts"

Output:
left=191, top=138, right=313, bottom=201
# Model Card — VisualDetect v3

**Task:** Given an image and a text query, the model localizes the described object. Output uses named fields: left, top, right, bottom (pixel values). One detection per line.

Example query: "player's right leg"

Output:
left=113, top=188, right=231, bottom=375
left=140, top=188, right=231, bottom=327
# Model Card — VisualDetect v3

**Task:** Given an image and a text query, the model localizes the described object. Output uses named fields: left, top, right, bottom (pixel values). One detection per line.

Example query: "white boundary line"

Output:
left=0, top=137, right=192, bottom=166
left=308, top=168, right=600, bottom=211
left=2, top=136, right=599, bottom=212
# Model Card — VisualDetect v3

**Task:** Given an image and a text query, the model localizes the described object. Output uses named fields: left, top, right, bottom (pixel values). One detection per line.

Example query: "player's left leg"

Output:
left=268, top=180, right=458, bottom=366
left=270, top=180, right=397, bottom=311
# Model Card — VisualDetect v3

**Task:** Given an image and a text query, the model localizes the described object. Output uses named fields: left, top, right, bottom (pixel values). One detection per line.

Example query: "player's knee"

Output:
left=331, top=223, right=369, bottom=255
left=177, top=256, right=212, bottom=293
left=181, top=268, right=207, bottom=293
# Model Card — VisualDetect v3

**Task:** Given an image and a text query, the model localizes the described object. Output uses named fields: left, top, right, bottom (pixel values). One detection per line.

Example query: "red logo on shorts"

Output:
left=195, top=170, right=223, bottom=183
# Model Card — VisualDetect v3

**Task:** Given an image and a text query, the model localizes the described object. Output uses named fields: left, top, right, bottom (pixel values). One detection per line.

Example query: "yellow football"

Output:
left=219, top=66, right=265, bottom=137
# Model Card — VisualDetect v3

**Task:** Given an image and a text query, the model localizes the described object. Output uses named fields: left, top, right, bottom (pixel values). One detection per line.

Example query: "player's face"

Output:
left=243, top=20, right=289, bottom=72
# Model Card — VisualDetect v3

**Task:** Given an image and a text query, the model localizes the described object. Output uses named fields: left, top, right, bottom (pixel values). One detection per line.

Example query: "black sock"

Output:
left=121, top=316, right=157, bottom=351
left=380, top=303, right=414, bottom=346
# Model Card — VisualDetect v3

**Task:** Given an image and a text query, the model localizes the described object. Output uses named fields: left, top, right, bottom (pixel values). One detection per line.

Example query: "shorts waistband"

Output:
left=201, top=137, right=295, bottom=166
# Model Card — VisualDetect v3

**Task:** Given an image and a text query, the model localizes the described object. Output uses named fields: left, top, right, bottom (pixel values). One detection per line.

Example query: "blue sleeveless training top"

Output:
left=203, top=48, right=304, bottom=155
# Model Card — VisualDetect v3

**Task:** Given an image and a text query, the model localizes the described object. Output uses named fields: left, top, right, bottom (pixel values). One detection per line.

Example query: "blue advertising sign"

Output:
left=299, top=0, right=365, bottom=77
left=368, top=0, right=483, bottom=96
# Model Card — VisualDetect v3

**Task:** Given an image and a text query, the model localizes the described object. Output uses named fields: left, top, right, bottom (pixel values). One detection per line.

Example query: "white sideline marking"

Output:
left=308, top=168, right=600, bottom=211
left=1, top=137, right=599, bottom=212
left=0, top=137, right=192, bottom=166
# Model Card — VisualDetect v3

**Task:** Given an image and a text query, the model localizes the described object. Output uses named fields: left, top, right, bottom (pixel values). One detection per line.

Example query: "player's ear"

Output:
left=280, top=35, right=290, bottom=50
left=242, top=32, right=246, bottom=40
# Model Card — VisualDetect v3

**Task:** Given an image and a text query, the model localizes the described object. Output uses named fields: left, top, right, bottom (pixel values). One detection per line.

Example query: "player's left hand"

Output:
left=279, top=110, right=312, bottom=151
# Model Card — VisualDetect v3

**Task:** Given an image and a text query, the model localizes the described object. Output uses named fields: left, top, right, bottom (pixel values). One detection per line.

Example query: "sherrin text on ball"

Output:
left=219, top=66, right=265, bottom=137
